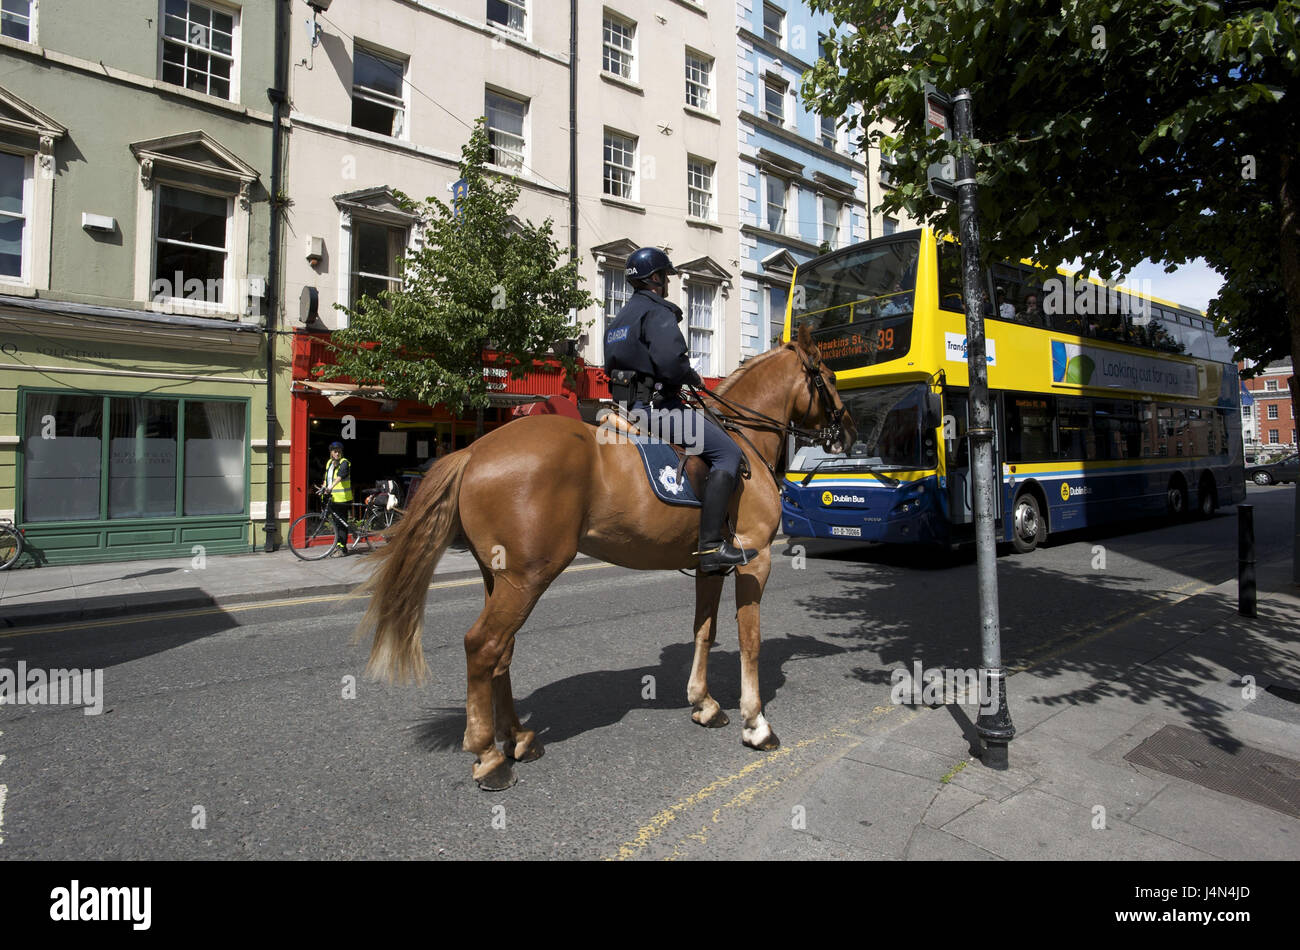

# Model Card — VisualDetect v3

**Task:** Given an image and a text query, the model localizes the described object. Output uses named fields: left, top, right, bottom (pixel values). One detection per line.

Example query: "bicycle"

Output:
left=0, top=518, right=23, bottom=571
left=288, top=487, right=401, bottom=561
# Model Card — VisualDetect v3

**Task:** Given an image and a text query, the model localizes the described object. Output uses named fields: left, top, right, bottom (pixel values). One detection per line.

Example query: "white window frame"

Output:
left=602, top=11, right=636, bottom=81
left=346, top=215, right=409, bottom=309
left=486, top=0, right=526, bottom=37
left=0, top=149, right=33, bottom=288
left=158, top=0, right=241, bottom=104
left=765, top=174, right=787, bottom=234
left=1266, top=379, right=1279, bottom=391
left=820, top=113, right=838, bottom=150
left=762, top=2, right=785, bottom=48
left=147, top=181, right=235, bottom=314
left=684, top=280, right=716, bottom=377
left=1269, top=429, right=1279, bottom=444
left=601, top=264, right=632, bottom=338
left=687, top=157, right=715, bottom=222
left=485, top=88, right=528, bottom=172
left=821, top=196, right=841, bottom=249
left=1, top=0, right=36, bottom=44
left=603, top=129, right=637, bottom=200
left=685, top=48, right=713, bottom=112
left=763, top=75, right=787, bottom=125
left=1268, top=404, right=1279, bottom=420
left=352, top=44, right=408, bottom=140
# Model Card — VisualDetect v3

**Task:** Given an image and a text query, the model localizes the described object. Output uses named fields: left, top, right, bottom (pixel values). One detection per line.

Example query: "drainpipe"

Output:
left=569, top=0, right=578, bottom=266
left=263, top=0, right=289, bottom=551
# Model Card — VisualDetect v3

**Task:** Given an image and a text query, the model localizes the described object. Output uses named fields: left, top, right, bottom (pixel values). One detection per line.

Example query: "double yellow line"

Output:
left=0, top=561, right=615, bottom=640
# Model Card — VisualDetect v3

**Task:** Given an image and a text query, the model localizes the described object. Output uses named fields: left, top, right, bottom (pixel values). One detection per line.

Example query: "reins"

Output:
left=683, top=353, right=847, bottom=488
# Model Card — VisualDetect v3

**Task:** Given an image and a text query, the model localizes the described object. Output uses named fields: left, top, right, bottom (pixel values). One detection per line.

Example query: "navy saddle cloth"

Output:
left=629, top=436, right=702, bottom=508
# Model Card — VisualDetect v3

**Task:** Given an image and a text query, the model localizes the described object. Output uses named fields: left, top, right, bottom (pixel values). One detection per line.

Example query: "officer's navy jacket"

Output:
left=604, top=289, right=696, bottom=397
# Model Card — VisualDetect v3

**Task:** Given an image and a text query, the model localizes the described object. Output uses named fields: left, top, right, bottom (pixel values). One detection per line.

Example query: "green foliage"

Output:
left=323, top=120, right=593, bottom=412
left=804, top=0, right=1300, bottom=366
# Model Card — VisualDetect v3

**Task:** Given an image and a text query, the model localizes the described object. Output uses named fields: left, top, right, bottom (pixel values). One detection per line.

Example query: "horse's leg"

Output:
left=735, top=548, right=779, bottom=750
left=492, top=657, right=543, bottom=764
left=463, top=552, right=570, bottom=790
left=688, top=570, right=729, bottom=728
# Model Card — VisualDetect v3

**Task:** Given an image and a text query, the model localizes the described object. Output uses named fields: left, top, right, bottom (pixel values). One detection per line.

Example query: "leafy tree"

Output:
left=323, top=120, right=592, bottom=413
left=804, top=0, right=1299, bottom=376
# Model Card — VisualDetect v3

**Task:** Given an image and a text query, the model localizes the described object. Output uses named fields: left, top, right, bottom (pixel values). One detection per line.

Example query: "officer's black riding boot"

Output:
left=697, top=469, right=758, bottom=573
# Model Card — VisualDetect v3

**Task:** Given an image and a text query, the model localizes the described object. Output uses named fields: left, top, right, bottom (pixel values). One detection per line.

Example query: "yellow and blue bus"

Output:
left=780, top=228, right=1245, bottom=552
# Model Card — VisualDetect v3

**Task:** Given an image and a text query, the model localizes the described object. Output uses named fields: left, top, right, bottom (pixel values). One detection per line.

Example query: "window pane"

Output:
left=23, top=394, right=103, bottom=523
left=0, top=218, right=23, bottom=278
left=352, top=97, right=400, bottom=136
left=355, top=221, right=395, bottom=275
left=0, top=150, right=24, bottom=215
left=184, top=401, right=246, bottom=515
left=1, top=0, right=30, bottom=41
left=355, top=49, right=403, bottom=99
left=158, top=186, right=228, bottom=248
left=109, top=399, right=178, bottom=519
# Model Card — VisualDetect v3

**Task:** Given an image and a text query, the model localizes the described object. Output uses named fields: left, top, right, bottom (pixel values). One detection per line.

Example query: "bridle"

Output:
left=689, top=348, right=850, bottom=485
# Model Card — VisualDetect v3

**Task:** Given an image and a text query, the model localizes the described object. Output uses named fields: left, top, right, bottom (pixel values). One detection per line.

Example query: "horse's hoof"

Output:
left=473, top=754, right=517, bottom=791
left=692, top=709, right=730, bottom=728
left=742, top=714, right=780, bottom=751
left=508, top=733, right=544, bottom=763
left=745, top=731, right=780, bottom=751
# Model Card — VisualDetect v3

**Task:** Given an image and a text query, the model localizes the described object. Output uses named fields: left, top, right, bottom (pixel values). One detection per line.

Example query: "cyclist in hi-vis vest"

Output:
left=321, top=441, right=353, bottom=554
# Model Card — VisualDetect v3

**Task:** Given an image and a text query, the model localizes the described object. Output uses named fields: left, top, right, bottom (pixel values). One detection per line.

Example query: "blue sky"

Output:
left=1067, top=258, right=1223, bottom=312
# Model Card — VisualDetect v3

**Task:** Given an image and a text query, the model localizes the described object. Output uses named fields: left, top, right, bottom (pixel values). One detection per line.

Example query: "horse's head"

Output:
left=791, top=321, right=856, bottom=456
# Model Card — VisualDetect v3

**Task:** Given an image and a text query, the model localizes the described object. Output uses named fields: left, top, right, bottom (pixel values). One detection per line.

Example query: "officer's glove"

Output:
left=688, top=370, right=705, bottom=388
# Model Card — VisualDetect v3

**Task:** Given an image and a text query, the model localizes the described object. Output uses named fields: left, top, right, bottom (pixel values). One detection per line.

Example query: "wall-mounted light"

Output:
left=81, top=213, right=116, bottom=232
left=307, top=236, right=324, bottom=266
left=307, top=0, right=332, bottom=48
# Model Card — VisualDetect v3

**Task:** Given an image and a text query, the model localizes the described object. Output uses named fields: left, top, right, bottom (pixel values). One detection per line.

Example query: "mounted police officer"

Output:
left=604, top=246, right=757, bottom=573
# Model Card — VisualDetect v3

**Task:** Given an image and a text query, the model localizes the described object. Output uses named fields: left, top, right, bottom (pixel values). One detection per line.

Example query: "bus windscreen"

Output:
left=790, top=383, right=933, bottom=473
left=792, top=238, right=920, bottom=370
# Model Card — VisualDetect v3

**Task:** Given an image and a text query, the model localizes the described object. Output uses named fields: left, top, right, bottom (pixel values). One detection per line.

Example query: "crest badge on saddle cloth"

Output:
left=658, top=465, right=685, bottom=496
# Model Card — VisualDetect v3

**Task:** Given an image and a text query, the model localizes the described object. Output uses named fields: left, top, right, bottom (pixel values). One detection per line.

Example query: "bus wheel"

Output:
left=1197, top=477, right=1217, bottom=518
left=1166, top=478, right=1188, bottom=518
left=1011, top=492, right=1044, bottom=554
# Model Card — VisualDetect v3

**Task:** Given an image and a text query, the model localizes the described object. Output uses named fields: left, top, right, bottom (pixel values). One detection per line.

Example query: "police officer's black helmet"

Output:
left=626, top=247, right=677, bottom=283
left=329, top=441, right=344, bottom=451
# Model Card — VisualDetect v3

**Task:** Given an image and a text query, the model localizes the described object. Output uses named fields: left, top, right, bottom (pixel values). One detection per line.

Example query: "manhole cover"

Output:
left=1124, top=724, right=1300, bottom=819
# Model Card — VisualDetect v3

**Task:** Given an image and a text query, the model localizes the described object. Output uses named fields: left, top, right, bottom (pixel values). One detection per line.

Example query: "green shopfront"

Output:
left=1, top=304, right=270, bottom=565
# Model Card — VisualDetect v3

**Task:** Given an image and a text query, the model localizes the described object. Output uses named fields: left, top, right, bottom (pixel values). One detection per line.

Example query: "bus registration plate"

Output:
left=830, top=526, right=862, bottom=538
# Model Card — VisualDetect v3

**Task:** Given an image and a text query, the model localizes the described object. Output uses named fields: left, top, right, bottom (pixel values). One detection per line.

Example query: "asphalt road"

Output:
left=0, top=485, right=1292, bottom=860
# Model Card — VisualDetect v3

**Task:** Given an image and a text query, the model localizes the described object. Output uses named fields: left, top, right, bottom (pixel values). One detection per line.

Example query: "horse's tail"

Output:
left=354, top=449, right=472, bottom=685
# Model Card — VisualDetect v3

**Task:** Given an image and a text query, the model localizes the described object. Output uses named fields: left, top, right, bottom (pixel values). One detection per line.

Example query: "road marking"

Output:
left=0, top=561, right=616, bottom=640
left=611, top=567, right=1235, bottom=860
left=608, top=705, right=902, bottom=861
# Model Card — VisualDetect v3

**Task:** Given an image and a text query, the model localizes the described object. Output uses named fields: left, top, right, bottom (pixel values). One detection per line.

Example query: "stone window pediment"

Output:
left=131, top=130, right=259, bottom=205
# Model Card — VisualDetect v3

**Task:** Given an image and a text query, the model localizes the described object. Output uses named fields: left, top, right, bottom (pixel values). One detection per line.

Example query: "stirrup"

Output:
left=695, top=540, right=757, bottom=574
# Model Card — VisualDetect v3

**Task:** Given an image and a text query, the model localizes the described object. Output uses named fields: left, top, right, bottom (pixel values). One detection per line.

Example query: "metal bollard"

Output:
left=1239, top=505, right=1256, bottom=618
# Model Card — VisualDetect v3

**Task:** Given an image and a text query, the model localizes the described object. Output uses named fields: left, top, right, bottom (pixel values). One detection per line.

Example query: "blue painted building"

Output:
left=734, top=0, right=912, bottom=356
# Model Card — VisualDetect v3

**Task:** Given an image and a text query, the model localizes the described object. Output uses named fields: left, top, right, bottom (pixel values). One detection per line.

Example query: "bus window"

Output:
left=937, top=241, right=965, bottom=313
left=1005, top=395, right=1054, bottom=462
left=1094, top=400, right=1140, bottom=459
left=796, top=239, right=920, bottom=328
left=1057, top=396, right=1097, bottom=460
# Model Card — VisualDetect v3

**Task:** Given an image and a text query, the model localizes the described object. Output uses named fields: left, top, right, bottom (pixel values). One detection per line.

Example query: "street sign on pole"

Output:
left=452, top=178, right=468, bottom=218
left=948, top=87, right=1015, bottom=769
left=923, top=84, right=958, bottom=202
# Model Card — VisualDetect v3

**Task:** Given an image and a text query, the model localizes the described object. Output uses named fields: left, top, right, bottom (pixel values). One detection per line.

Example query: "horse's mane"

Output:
left=712, top=343, right=794, bottom=397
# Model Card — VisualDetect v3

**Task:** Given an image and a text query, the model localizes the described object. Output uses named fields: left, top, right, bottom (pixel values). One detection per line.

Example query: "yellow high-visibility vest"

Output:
left=324, top=457, right=353, bottom=503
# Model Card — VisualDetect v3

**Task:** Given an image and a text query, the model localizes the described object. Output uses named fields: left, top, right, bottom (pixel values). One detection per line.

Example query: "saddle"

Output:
left=596, top=407, right=709, bottom=508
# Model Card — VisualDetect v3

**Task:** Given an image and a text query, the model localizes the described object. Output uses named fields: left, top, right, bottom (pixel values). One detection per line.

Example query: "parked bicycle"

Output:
left=288, top=482, right=403, bottom=561
left=0, top=518, right=23, bottom=571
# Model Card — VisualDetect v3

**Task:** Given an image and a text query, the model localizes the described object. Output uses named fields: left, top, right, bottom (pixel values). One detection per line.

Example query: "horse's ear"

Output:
left=796, top=320, right=821, bottom=364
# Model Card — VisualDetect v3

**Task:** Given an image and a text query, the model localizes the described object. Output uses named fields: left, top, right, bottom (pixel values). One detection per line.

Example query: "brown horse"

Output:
left=356, top=322, right=855, bottom=789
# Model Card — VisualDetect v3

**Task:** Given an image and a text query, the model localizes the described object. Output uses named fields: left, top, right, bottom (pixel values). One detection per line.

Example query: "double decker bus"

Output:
left=780, top=228, right=1244, bottom=552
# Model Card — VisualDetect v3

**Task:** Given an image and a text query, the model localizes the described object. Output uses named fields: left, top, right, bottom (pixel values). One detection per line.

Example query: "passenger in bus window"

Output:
left=996, top=287, right=1016, bottom=321
left=1016, top=291, right=1046, bottom=328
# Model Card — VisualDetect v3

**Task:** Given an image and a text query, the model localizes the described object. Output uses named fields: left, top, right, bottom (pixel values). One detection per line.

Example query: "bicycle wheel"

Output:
left=349, top=526, right=373, bottom=555
left=363, top=507, right=398, bottom=535
left=289, top=513, right=337, bottom=561
left=0, top=524, right=22, bottom=571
